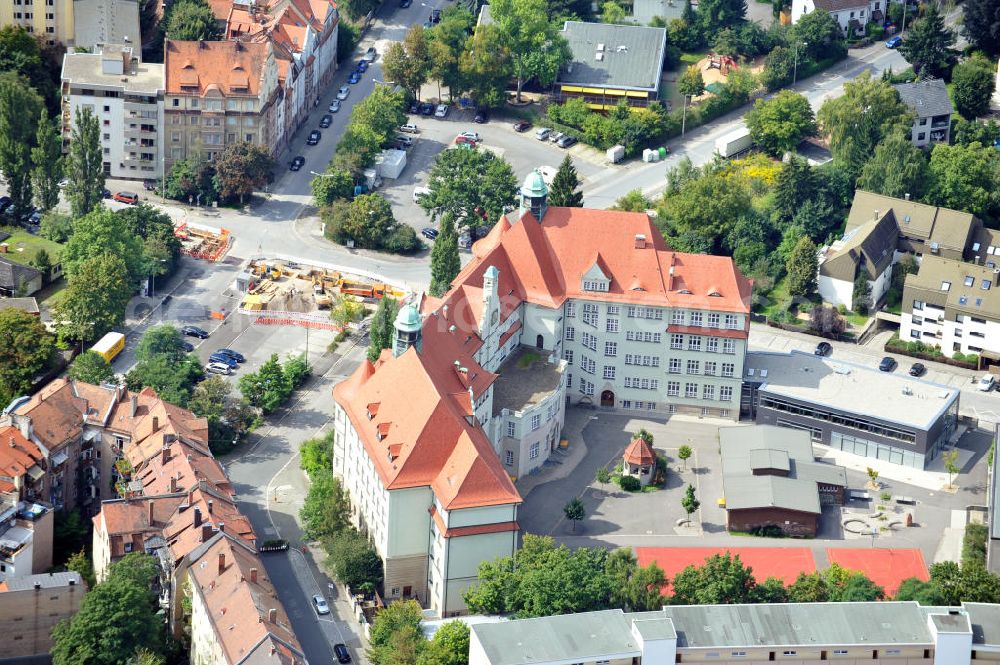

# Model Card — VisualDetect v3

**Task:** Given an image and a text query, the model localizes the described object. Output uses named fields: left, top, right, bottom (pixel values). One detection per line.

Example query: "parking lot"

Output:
left=375, top=104, right=610, bottom=236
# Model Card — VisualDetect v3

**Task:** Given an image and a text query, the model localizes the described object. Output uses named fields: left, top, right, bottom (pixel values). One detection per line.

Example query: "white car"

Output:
left=328, top=100, right=341, bottom=113
left=312, top=594, right=330, bottom=615
left=458, top=131, right=481, bottom=142
left=412, top=186, right=431, bottom=203
left=434, top=104, right=450, bottom=118
left=206, top=362, right=231, bottom=375
left=399, top=123, right=419, bottom=134
left=978, top=374, right=995, bottom=392
left=336, top=86, right=350, bottom=100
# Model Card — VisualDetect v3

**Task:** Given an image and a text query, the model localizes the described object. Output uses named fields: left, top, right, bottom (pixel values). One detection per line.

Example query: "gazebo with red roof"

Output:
left=623, top=437, right=657, bottom=486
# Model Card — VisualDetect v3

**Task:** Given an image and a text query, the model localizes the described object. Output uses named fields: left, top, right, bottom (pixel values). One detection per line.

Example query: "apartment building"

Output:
left=0, top=0, right=74, bottom=45
left=895, top=79, right=953, bottom=148
left=71, top=0, right=141, bottom=53
left=331, top=171, right=751, bottom=618
left=0, top=572, right=85, bottom=662
left=791, top=0, right=886, bottom=35
left=163, top=39, right=280, bottom=169
left=0, top=425, right=54, bottom=585
left=468, top=602, right=1000, bottom=665
left=61, top=44, right=165, bottom=180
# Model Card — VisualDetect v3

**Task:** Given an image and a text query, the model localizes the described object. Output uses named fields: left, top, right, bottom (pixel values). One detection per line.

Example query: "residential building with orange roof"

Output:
left=332, top=173, right=752, bottom=618
left=0, top=425, right=54, bottom=585
left=163, top=39, right=280, bottom=169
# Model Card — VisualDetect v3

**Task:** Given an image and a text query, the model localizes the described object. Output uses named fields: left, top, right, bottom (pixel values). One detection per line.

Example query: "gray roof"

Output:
left=72, top=0, right=141, bottom=53
left=2, top=571, right=83, bottom=591
left=719, top=425, right=846, bottom=514
left=744, top=350, right=960, bottom=432
left=0, top=297, right=39, bottom=314
left=631, top=0, right=685, bottom=24
left=813, top=0, right=869, bottom=10
left=556, top=21, right=667, bottom=92
left=820, top=210, right=898, bottom=282
left=965, top=603, right=1000, bottom=646
left=657, top=602, right=934, bottom=648
left=61, top=50, right=164, bottom=93
left=0, top=257, right=41, bottom=290
left=895, top=79, right=954, bottom=118
left=845, top=190, right=976, bottom=252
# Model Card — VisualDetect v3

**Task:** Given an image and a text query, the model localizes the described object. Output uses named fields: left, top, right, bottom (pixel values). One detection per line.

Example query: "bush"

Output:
left=962, top=523, right=988, bottom=567
left=283, top=353, right=312, bottom=388
left=618, top=475, right=641, bottom=492
left=382, top=224, right=424, bottom=255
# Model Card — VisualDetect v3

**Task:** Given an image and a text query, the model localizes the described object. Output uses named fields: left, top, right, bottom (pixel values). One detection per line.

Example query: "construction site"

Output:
left=236, top=258, right=408, bottom=328
left=174, top=223, right=232, bottom=262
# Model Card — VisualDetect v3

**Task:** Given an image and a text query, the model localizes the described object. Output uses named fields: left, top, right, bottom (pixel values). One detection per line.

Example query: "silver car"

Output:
left=336, top=86, right=350, bottom=100
left=328, top=100, right=341, bottom=113
left=205, top=362, right=231, bottom=375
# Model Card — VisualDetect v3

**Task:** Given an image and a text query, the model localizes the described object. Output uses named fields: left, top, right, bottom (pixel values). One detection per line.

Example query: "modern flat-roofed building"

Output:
left=61, top=44, right=165, bottom=180
left=0, top=572, right=85, bottom=662
left=742, top=350, right=960, bottom=469
left=469, top=602, right=1000, bottom=665
left=71, top=0, right=141, bottom=53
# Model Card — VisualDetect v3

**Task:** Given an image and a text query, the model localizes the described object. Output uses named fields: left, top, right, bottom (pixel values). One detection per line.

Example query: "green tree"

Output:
left=135, top=324, right=187, bottom=362
left=680, top=483, right=700, bottom=517
left=563, top=497, right=585, bottom=533
left=595, top=466, right=612, bottom=486
left=382, top=26, right=431, bottom=99
left=962, top=0, right=1000, bottom=58
left=943, top=448, right=960, bottom=489
left=32, top=247, right=52, bottom=275
left=787, top=571, right=829, bottom=602
left=429, top=215, right=461, bottom=297
left=427, top=8, right=475, bottom=100
left=852, top=272, right=871, bottom=314
left=187, top=376, right=253, bottom=455
left=311, top=168, right=354, bottom=207
left=790, top=9, right=846, bottom=62
left=677, top=65, right=705, bottom=135
left=549, top=155, right=584, bottom=207
left=368, top=296, right=399, bottom=363
left=677, top=444, right=692, bottom=470
left=458, top=25, right=511, bottom=109
left=368, top=599, right=425, bottom=665
left=760, top=45, right=795, bottom=92
left=62, top=208, right=146, bottom=283
left=822, top=563, right=885, bottom=601
left=0, top=308, right=55, bottom=406
left=753, top=577, right=790, bottom=603
left=283, top=353, right=311, bottom=388
left=897, top=3, right=957, bottom=79
left=40, top=211, right=74, bottom=243
left=53, top=510, right=90, bottom=558
left=670, top=553, right=756, bottom=604
left=117, top=205, right=182, bottom=277
left=894, top=577, right=947, bottom=605
left=162, top=156, right=217, bottom=203
left=661, top=170, right=752, bottom=253
left=328, top=193, right=420, bottom=254
left=326, top=529, right=384, bottom=589
left=0, top=27, right=58, bottom=112
left=422, top=147, right=518, bottom=228
left=486, top=0, right=570, bottom=101
left=601, top=0, right=628, bottom=23
left=68, top=350, right=115, bottom=385
left=954, top=118, right=1000, bottom=147
left=164, top=0, right=224, bottom=40
left=927, top=142, right=1000, bottom=223
left=772, top=157, right=818, bottom=225
left=697, top=0, right=747, bottom=33
left=300, top=432, right=334, bottom=479
left=745, top=90, right=816, bottom=156
left=611, top=189, right=651, bottom=212
left=786, top=236, right=818, bottom=298
left=31, top=110, right=63, bottom=211
left=66, top=550, right=96, bottom=590
left=238, top=353, right=293, bottom=413
left=64, top=106, right=106, bottom=217
left=213, top=141, right=275, bottom=204
left=817, top=71, right=913, bottom=180
left=857, top=131, right=929, bottom=199
left=51, top=553, right=164, bottom=665
left=330, top=294, right=365, bottom=330
left=0, top=75, right=43, bottom=220
left=417, top=620, right=469, bottom=665
left=126, top=352, right=204, bottom=408
left=951, top=57, right=997, bottom=121
left=301, top=474, right=351, bottom=541
left=56, top=254, right=132, bottom=344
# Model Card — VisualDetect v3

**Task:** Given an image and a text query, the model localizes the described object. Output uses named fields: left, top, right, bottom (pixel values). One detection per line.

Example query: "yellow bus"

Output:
left=91, top=332, right=125, bottom=363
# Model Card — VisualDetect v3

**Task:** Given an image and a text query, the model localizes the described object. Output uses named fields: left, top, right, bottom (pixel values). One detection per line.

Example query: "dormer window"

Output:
left=376, top=422, right=390, bottom=441
left=583, top=280, right=609, bottom=292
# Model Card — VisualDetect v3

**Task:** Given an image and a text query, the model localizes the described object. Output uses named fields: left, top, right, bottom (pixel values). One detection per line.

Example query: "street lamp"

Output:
left=793, top=41, right=808, bottom=84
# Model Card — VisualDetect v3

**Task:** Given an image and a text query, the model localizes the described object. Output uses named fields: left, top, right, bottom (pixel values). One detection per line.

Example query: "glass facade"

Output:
left=828, top=431, right=924, bottom=469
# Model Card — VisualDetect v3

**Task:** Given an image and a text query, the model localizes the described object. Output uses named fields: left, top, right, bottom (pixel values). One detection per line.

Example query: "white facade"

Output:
left=901, top=305, right=1000, bottom=356
left=791, top=0, right=885, bottom=35
left=189, top=579, right=229, bottom=665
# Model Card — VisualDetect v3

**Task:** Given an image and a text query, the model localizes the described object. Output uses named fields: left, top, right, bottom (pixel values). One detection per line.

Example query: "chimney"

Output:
left=151, top=416, right=159, bottom=432
left=170, top=475, right=178, bottom=493
left=634, top=233, right=646, bottom=249
left=208, top=500, right=213, bottom=514
left=193, top=506, right=202, bottom=528
left=268, top=608, right=277, bottom=623
left=201, top=522, right=214, bottom=541
left=161, top=446, right=170, bottom=465
left=218, top=521, right=224, bottom=533
left=250, top=567, right=258, bottom=583
left=130, top=395, right=138, bottom=418
left=34, top=582, right=41, bottom=590
left=218, top=552, right=225, bottom=574
left=147, top=500, right=155, bottom=526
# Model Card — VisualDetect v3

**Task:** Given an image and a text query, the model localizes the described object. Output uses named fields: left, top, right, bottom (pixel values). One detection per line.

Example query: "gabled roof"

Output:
left=16, top=379, right=118, bottom=450
left=0, top=257, right=41, bottom=291
left=894, top=79, right=954, bottom=118
left=555, top=21, right=668, bottom=92
left=623, top=437, right=656, bottom=466
left=0, top=426, right=44, bottom=482
left=165, top=40, right=272, bottom=97
left=845, top=190, right=976, bottom=252
left=820, top=210, right=898, bottom=282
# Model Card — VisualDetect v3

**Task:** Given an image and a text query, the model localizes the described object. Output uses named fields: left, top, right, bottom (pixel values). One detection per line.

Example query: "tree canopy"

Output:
left=325, top=193, right=422, bottom=255
left=382, top=26, right=431, bottom=99
left=0, top=309, right=55, bottom=407
left=68, top=350, right=115, bottom=386
left=897, top=3, right=957, bottom=79
left=64, top=106, right=106, bottom=218
left=0, top=74, right=43, bottom=220
left=429, top=215, right=461, bottom=297
left=485, top=0, right=571, bottom=101
left=164, top=0, right=224, bottom=40
left=962, top=0, right=1000, bottom=58
left=422, top=148, right=518, bottom=229
left=927, top=141, right=1000, bottom=224
left=62, top=208, right=146, bottom=283
left=368, top=296, right=399, bottom=363
left=549, top=155, right=584, bottom=207
left=745, top=90, right=816, bottom=156
left=56, top=254, right=133, bottom=344
left=951, top=57, right=997, bottom=121
left=32, top=110, right=63, bottom=211
left=213, top=141, right=275, bottom=203
left=856, top=131, right=929, bottom=200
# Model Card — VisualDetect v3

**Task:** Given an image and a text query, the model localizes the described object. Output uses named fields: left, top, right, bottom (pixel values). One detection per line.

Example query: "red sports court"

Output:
left=826, top=548, right=929, bottom=598
left=635, top=547, right=817, bottom=592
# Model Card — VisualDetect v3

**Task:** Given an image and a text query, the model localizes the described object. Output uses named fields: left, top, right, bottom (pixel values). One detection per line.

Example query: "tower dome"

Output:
left=519, top=169, right=549, bottom=221
left=393, top=302, right=422, bottom=357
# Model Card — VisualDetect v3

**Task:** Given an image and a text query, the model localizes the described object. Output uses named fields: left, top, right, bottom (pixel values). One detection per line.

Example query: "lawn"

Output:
left=0, top=227, right=63, bottom=267
left=679, top=49, right=710, bottom=67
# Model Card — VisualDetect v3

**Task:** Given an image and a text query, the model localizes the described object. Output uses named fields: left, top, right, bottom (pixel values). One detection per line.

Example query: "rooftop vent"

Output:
left=595, top=52, right=604, bottom=61
left=596, top=43, right=605, bottom=51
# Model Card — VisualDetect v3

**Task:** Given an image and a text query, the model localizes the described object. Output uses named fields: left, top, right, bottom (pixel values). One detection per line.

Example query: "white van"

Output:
left=413, top=186, right=431, bottom=203
left=206, top=362, right=231, bottom=375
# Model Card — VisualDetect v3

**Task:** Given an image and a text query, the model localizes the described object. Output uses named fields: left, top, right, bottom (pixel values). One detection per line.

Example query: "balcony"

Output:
left=124, top=126, right=157, bottom=137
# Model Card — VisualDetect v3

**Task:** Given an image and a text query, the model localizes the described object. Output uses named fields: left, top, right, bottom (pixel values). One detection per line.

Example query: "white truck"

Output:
left=376, top=149, right=407, bottom=180
left=715, top=126, right=753, bottom=159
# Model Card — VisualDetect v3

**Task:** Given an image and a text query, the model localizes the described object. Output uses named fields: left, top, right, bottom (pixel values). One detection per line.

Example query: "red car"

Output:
left=454, top=135, right=479, bottom=147
left=113, top=191, right=139, bottom=204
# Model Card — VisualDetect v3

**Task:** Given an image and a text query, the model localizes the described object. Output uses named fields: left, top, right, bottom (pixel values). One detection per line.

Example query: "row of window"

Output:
left=666, top=382, right=734, bottom=401
left=625, top=331, right=661, bottom=343
left=624, top=354, right=661, bottom=367
left=668, top=359, right=736, bottom=377
left=169, top=98, right=257, bottom=110
left=671, top=310, right=742, bottom=329
left=565, top=350, right=736, bottom=378
left=623, top=377, right=659, bottom=390
left=759, top=396, right=918, bottom=443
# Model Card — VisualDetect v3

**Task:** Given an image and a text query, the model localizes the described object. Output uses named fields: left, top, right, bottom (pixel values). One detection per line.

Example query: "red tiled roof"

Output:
left=623, top=437, right=656, bottom=466
left=165, top=40, right=271, bottom=96
left=0, top=426, right=43, bottom=479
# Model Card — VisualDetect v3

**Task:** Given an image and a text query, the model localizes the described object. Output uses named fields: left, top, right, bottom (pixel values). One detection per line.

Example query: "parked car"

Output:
left=430, top=8, right=441, bottom=22
left=0, top=196, right=11, bottom=214
left=454, top=135, right=478, bottom=147
left=215, top=348, right=245, bottom=363
left=908, top=362, right=926, bottom=377
left=878, top=356, right=897, bottom=372
left=319, top=114, right=333, bottom=128
left=458, top=130, right=481, bottom=142
left=408, top=100, right=420, bottom=113
left=143, top=179, right=158, bottom=191
left=394, top=134, right=414, bottom=147
left=328, top=100, right=341, bottom=113
left=348, top=70, right=362, bottom=84
left=814, top=341, right=832, bottom=357
left=399, top=0, right=412, bottom=6
left=334, top=644, right=352, bottom=664
left=113, top=191, right=139, bottom=204
left=421, top=227, right=439, bottom=240
left=399, top=123, right=420, bottom=134
left=289, top=155, right=305, bottom=171
left=209, top=353, right=239, bottom=369
left=434, top=104, right=450, bottom=118
left=535, top=127, right=553, bottom=140
left=556, top=134, right=578, bottom=148
left=336, top=86, right=350, bottom=100
left=102, top=188, right=112, bottom=199
left=419, top=102, right=435, bottom=116
left=181, top=325, right=210, bottom=339
left=549, top=131, right=565, bottom=143
left=513, top=120, right=532, bottom=132
left=306, top=130, right=322, bottom=145
left=978, top=374, right=996, bottom=392
left=364, top=47, right=377, bottom=62
left=356, top=59, right=369, bottom=72
left=205, top=362, right=231, bottom=375
left=25, top=209, right=42, bottom=227
left=181, top=341, right=195, bottom=352
left=885, top=35, right=902, bottom=48
left=312, top=595, right=330, bottom=615
left=474, top=109, right=488, bottom=124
